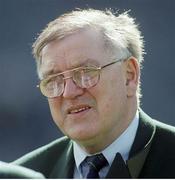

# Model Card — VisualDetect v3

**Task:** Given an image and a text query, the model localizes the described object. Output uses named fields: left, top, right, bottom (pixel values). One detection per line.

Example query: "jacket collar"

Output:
left=127, top=109, right=156, bottom=178
left=49, top=140, right=75, bottom=178
left=105, top=109, right=156, bottom=178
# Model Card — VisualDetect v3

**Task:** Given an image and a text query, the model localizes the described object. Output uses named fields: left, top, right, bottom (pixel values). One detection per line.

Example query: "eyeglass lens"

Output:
left=40, top=67, right=100, bottom=98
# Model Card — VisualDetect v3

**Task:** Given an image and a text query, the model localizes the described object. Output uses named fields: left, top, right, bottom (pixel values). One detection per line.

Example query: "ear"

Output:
left=125, top=57, right=140, bottom=97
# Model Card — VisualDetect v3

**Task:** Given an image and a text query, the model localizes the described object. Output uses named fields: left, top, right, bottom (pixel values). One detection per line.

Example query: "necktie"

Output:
left=83, top=153, right=108, bottom=178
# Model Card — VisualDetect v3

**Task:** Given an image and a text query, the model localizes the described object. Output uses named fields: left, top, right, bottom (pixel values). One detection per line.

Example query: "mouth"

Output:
left=67, top=105, right=91, bottom=115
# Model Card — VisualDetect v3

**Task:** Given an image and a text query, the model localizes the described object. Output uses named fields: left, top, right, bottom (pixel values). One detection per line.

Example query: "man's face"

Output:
left=40, top=29, right=136, bottom=152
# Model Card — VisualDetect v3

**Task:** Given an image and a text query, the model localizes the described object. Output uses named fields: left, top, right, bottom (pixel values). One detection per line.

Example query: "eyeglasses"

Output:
left=38, top=57, right=126, bottom=98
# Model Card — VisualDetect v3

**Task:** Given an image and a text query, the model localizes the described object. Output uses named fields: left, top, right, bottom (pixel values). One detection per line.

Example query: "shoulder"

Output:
left=12, top=136, right=72, bottom=167
left=139, top=112, right=175, bottom=177
left=152, top=119, right=175, bottom=145
left=139, top=109, right=175, bottom=151
left=154, top=119, right=175, bottom=132
left=140, top=109, right=175, bottom=140
left=0, top=161, right=44, bottom=178
left=143, top=112, right=175, bottom=155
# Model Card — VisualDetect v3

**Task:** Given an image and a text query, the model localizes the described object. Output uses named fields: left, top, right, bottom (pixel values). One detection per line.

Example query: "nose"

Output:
left=62, top=78, right=84, bottom=99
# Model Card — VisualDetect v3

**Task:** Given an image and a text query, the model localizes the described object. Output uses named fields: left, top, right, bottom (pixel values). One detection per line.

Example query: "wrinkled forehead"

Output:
left=38, top=29, right=124, bottom=79
left=40, top=58, right=100, bottom=78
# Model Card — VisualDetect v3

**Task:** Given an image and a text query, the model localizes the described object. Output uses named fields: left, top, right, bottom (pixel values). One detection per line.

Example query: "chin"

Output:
left=67, top=129, right=98, bottom=143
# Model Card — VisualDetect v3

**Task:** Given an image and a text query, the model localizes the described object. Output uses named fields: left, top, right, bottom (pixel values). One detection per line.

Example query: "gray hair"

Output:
left=33, top=8, right=145, bottom=100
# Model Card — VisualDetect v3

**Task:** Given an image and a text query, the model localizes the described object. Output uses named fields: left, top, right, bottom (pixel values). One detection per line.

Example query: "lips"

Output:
left=67, top=105, right=91, bottom=114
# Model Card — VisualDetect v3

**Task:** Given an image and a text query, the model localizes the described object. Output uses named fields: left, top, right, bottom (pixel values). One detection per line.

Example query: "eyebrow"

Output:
left=76, top=59, right=100, bottom=67
left=42, top=58, right=100, bottom=78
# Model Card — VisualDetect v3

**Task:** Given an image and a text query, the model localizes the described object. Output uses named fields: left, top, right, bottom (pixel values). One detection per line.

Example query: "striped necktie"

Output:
left=82, top=153, right=108, bottom=178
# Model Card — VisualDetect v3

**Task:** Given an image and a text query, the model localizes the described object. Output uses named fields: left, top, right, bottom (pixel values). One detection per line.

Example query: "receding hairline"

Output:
left=34, top=24, right=124, bottom=63
left=33, top=8, right=145, bottom=76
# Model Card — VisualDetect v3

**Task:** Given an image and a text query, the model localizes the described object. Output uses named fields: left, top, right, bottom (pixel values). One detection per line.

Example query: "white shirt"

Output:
left=73, top=110, right=139, bottom=178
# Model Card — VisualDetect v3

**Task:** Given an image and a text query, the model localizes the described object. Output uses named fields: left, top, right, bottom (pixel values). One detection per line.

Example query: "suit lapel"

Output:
left=127, top=109, right=156, bottom=178
left=49, top=140, right=75, bottom=178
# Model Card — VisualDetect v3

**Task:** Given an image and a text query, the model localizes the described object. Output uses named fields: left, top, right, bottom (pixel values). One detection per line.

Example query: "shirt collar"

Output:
left=73, top=110, right=139, bottom=170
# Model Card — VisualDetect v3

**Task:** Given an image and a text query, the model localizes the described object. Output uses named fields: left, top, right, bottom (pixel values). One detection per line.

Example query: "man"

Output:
left=0, top=161, right=44, bottom=178
left=13, top=8, right=175, bottom=178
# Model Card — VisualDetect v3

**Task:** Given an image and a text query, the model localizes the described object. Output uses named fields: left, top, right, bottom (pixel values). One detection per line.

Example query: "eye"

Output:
left=73, top=67, right=100, bottom=88
left=41, top=78, right=56, bottom=94
left=84, top=68, right=99, bottom=79
left=74, top=68, right=96, bottom=79
left=40, top=75, right=64, bottom=98
left=42, top=75, right=62, bottom=89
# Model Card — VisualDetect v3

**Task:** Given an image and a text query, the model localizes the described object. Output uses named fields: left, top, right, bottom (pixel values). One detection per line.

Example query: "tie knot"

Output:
left=85, top=153, right=108, bottom=172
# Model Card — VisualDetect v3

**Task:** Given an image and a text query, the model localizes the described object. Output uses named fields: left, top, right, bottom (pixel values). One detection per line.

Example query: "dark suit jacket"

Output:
left=0, top=161, right=45, bottom=178
left=12, top=110, right=175, bottom=178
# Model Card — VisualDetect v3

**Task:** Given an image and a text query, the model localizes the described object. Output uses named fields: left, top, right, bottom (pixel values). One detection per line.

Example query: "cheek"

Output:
left=102, top=97, right=114, bottom=111
left=90, top=72, right=127, bottom=115
left=48, top=99, right=63, bottom=126
left=88, top=85, right=115, bottom=118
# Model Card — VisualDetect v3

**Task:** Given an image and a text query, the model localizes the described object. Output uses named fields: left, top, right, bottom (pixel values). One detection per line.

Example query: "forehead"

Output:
left=40, top=29, right=110, bottom=77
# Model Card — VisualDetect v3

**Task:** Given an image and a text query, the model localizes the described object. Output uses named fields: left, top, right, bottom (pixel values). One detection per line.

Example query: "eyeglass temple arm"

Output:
left=101, top=58, right=124, bottom=69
